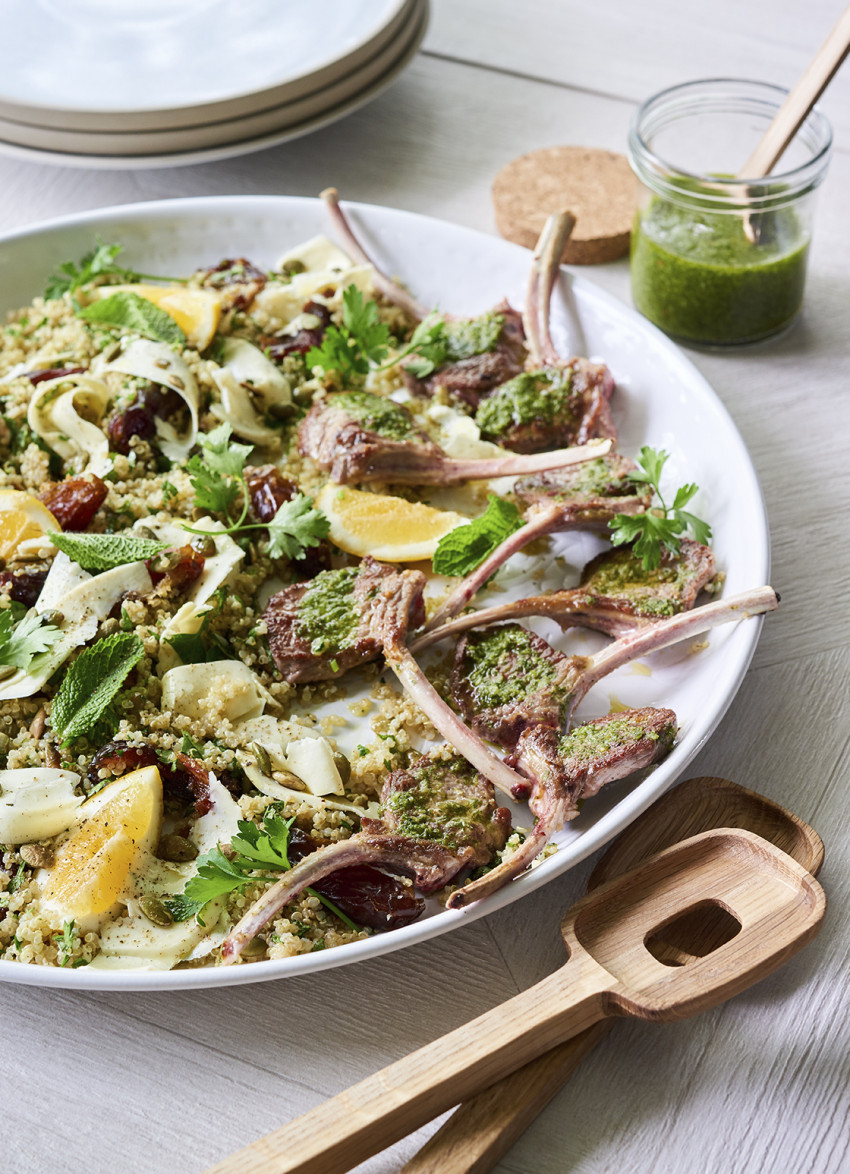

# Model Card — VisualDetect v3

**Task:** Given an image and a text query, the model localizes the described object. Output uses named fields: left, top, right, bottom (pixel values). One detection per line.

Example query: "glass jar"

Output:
left=628, top=79, right=832, bottom=347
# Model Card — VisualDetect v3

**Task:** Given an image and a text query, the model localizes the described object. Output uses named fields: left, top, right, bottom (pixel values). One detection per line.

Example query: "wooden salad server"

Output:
left=206, top=818, right=825, bottom=1174
left=401, top=775, right=824, bottom=1174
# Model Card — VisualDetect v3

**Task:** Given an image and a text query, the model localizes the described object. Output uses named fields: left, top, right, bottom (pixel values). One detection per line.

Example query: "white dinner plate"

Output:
left=0, top=195, right=769, bottom=990
left=0, top=0, right=411, bottom=129
left=0, top=0, right=426, bottom=157
left=0, top=3, right=427, bottom=171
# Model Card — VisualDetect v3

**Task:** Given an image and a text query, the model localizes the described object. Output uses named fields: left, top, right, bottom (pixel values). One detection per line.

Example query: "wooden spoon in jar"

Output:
left=206, top=809, right=825, bottom=1174
left=400, top=775, right=824, bottom=1174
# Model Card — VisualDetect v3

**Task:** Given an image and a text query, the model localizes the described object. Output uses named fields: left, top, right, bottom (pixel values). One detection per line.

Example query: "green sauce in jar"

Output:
left=630, top=196, right=809, bottom=346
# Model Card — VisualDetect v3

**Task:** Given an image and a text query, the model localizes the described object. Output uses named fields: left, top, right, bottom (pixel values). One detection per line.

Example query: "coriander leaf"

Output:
left=265, top=493, right=330, bottom=560
left=0, top=608, right=63, bottom=671
left=200, top=422, right=253, bottom=481
left=184, top=845, right=255, bottom=905
left=50, top=632, right=145, bottom=743
left=78, top=292, right=186, bottom=345
left=186, top=454, right=240, bottom=515
left=432, top=495, right=524, bottom=577
left=340, top=285, right=391, bottom=364
left=608, top=446, right=712, bottom=571
left=45, top=240, right=186, bottom=301
left=48, top=530, right=167, bottom=572
left=305, top=284, right=390, bottom=377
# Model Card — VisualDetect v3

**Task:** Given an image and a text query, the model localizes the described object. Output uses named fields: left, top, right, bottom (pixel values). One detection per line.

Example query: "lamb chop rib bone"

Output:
left=523, top=211, right=577, bottom=367
left=384, top=585, right=778, bottom=805
left=321, top=187, right=429, bottom=322
left=413, top=537, right=716, bottom=654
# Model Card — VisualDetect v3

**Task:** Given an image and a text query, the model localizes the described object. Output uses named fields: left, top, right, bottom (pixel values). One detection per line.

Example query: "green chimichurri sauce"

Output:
left=474, top=367, right=574, bottom=439
left=444, top=311, right=504, bottom=361
left=296, top=566, right=359, bottom=655
left=333, top=391, right=417, bottom=441
left=630, top=197, right=809, bottom=345
left=464, top=625, right=560, bottom=710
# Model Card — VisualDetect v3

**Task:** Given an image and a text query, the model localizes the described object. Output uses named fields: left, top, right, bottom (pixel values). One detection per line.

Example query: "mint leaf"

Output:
left=266, top=494, right=330, bottom=560
left=78, top=292, right=186, bottom=345
left=432, top=496, right=524, bottom=577
left=160, top=893, right=206, bottom=923
left=0, top=608, right=63, bottom=671
left=608, top=447, right=712, bottom=571
left=48, top=530, right=167, bottom=572
left=51, top=632, right=145, bottom=743
left=381, top=313, right=449, bottom=378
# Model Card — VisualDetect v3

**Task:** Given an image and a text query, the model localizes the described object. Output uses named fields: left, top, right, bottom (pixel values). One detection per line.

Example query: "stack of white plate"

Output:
left=0, top=0, right=428, bottom=169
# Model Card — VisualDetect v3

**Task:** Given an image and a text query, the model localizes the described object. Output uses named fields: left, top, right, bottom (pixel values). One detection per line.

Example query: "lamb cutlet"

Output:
left=448, top=708, right=678, bottom=909
left=403, top=300, right=528, bottom=410
left=221, top=752, right=512, bottom=963
left=381, top=586, right=778, bottom=809
left=263, top=556, right=426, bottom=683
left=422, top=453, right=653, bottom=634
left=297, top=389, right=611, bottom=487
left=412, top=538, right=716, bottom=653
left=322, top=188, right=528, bottom=409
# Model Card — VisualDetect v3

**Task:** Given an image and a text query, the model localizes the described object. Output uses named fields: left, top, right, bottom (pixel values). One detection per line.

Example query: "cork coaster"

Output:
left=492, top=146, right=637, bottom=264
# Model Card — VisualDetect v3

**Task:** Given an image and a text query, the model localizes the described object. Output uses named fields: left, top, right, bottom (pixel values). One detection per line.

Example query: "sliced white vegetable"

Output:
left=133, top=516, right=243, bottom=605
left=255, top=235, right=373, bottom=327
left=27, top=371, right=112, bottom=475
left=277, top=235, right=355, bottom=273
left=94, top=773, right=241, bottom=968
left=282, top=737, right=344, bottom=797
left=103, top=339, right=198, bottom=463
left=0, top=768, right=83, bottom=845
left=239, top=760, right=379, bottom=819
left=425, top=402, right=506, bottom=460
left=157, top=601, right=211, bottom=676
left=36, top=550, right=91, bottom=611
left=162, top=659, right=274, bottom=724
left=208, top=337, right=292, bottom=445
left=208, top=368, right=280, bottom=446
left=218, top=337, right=290, bottom=402
left=0, top=560, right=152, bottom=701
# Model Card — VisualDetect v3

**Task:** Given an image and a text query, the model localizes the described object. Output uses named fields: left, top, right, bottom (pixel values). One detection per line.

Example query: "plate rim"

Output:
left=0, top=0, right=412, bottom=124
left=0, top=193, right=770, bottom=990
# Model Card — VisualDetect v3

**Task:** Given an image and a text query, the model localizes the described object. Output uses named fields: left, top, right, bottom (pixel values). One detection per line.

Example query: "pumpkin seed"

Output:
left=139, top=895, right=174, bottom=927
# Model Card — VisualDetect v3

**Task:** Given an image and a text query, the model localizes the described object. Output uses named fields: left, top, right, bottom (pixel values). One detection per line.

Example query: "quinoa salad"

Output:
left=0, top=197, right=763, bottom=975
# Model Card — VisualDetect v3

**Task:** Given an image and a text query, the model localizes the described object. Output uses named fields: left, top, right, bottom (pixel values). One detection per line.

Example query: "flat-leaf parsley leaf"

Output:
left=305, top=285, right=390, bottom=377
left=609, top=446, right=712, bottom=570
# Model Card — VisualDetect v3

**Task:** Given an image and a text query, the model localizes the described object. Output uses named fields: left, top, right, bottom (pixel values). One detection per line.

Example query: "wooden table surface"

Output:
left=2, top=3, right=849, bottom=1171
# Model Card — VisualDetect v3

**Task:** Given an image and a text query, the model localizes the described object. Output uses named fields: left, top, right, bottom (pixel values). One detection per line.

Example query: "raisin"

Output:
left=0, top=569, right=47, bottom=607
left=41, top=475, right=108, bottom=531
left=244, top=465, right=298, bottom=523
left=287, top=826, right=424, bottom=931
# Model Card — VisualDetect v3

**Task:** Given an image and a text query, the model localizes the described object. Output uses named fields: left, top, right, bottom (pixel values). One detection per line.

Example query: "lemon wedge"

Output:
left=317, top=484, right=466, bottom=562
left=39, top=765, right=163, bottom=932
left=103, top=284, right=222, bottom=350
left=0, top=489, right=60, bottom=562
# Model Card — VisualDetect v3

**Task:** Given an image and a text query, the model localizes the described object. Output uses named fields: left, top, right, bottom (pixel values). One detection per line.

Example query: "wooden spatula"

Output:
left=206, top=821, right=825, bottom=1174
left=401, top=775, right=824, bottom=1173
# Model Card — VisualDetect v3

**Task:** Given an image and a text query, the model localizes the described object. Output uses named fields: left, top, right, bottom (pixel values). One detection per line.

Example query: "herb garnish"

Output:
left=78, top=292, right=186, bottom=345
left=48, top=530, right=168, bottom=572
left=609, top=446, right=712, bottom=570
left=163, top=810, right=358, bottom=930
left=381, top=312, right=450, bottom=378
left=432, top=495, right=524, bottom=577
left=183, top=423, right=330, bottom=559
left=305, top=285, right=390, bottom=377
left=0, top=606, right=63, bottom=672
left=50, top=632, right=145, bottom=744
left=44, top=241, right=186, bottom=301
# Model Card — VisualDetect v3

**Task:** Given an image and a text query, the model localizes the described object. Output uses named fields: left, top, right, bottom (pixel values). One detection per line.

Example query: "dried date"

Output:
left=41, top=475, right=108, bottom=531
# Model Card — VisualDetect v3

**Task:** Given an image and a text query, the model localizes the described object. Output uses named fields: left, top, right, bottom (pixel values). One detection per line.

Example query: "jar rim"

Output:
left=629, top=78, right=833, bottom=206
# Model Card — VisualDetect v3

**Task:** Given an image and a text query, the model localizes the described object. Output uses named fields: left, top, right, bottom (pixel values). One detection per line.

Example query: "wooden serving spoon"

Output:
left=206, top=820, right=825, bottom=1174
left=401, top=775, right=824, bottom=1174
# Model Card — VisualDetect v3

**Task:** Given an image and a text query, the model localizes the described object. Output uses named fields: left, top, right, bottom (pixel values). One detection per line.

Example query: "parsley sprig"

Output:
left=45, top=241, right=186, bottom=301
left=305, top=285, right=390, bottom=377
left=381, top=312, right=450, bottom=379
left=0, top=606, right=63, bottom=673
left=432, top=495, right=524, bottom=577
left=609, top=446, right=712, bottom=571
left=183, top=423, right=330, bottom=559
left=163, top=810, right=358, bottom=930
